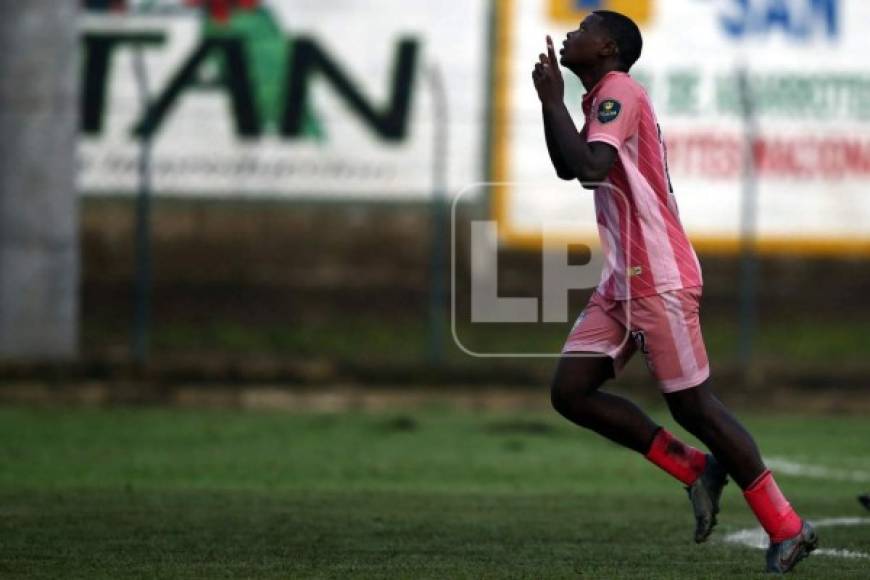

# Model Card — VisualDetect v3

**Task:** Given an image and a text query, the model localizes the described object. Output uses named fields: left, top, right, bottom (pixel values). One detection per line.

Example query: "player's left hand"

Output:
left=532, top=35, right=564, bottom=106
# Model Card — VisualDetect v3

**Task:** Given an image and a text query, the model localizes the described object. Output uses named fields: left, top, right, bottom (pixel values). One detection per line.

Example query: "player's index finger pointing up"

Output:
left=546, top=35, right=557, bottom=64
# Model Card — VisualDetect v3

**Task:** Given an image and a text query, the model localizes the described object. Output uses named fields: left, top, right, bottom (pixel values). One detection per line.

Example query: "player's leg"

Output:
left=665, top=379, right=816, bottom=543
left=578, top=290, right=716, bottom=493
left=627, top=287, right=730, bottom=542
left=557, top=291, right=716, bottom=473
left=553, top=292, right=662, bottom=453
left=666, top=381, right=817, bottom=572
left=664, top=381, right=763, bottom=488
left=552, top=351, right=716, bottom=487
left=550, top=353, right=659, bottom=453
left=646, top=287, right=815, bottom=571
left=557, top=291, right=728, bottom=542
left=553, top=350, right=722, bottom=543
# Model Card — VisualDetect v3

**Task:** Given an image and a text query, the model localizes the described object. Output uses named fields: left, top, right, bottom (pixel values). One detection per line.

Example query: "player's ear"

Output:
left=600, top=38, right=618, bottom=59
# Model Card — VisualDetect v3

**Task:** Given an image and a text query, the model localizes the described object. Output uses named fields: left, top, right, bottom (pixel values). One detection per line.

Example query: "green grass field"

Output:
left=1, top=404, right=868, bottom=578
left=85, top=313, right=870, bottom=368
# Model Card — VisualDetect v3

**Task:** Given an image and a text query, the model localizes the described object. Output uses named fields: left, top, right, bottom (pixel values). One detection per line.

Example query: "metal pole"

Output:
left=427, top=64, right=449, bottom=365
left=131, top=45, right=154, bottom=365
left=737, top=67, right=759, bottom=382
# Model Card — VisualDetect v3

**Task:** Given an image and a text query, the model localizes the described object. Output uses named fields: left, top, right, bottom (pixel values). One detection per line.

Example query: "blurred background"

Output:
left=0, top=0, right=867, bottom=401
left=1, top=1, right=869, bottom=578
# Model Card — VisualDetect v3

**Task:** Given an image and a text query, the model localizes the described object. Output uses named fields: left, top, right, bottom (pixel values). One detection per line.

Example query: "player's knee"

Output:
left=549, top=378, right=574, bottom=417
left=550, top=376, right=587, bottom=418
left=549, top=383, right=567, bottom=416
left=550, top=377, right=599, bottom=423
left=550, top=356, right=611, bottom=420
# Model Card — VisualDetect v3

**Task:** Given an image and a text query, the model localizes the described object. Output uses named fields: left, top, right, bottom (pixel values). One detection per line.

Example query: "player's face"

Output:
left=559, top=14, right=606, bottom=70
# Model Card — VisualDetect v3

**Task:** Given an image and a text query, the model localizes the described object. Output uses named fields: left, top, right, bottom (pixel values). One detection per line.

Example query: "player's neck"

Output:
left=576, top=62, right=623, bottom=92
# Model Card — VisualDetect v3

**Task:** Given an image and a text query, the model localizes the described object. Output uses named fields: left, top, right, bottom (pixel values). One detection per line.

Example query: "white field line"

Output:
left=765, top=457, right=870, bottom=483
left=723, top=518, right=870, bottom=560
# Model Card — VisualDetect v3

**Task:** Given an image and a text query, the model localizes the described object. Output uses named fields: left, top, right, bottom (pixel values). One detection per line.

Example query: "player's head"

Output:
left=559, top=10, right=642, bottom=73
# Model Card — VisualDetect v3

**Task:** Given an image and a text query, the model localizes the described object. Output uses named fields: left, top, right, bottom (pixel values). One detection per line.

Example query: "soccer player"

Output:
left=532, top=10, right=817, bottom=574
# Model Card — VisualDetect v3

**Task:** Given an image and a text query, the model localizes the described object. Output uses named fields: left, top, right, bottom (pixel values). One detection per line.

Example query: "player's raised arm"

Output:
left=538, top=37, right=575, bottom=180
left=533, top=36, right=616, bottom=188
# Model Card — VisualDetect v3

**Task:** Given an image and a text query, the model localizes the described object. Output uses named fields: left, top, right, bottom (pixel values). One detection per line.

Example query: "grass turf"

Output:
left=0, top=405, right=868, bottom=578
left=84, top=314, right=870, bottom=367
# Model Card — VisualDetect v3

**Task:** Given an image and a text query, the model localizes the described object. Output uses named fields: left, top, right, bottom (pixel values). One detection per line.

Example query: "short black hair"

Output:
left=593, top=10, right=643, bottom=71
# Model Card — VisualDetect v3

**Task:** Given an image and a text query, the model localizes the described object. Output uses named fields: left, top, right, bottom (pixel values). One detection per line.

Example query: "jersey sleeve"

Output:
left=585, top=77, right=640, bottom=151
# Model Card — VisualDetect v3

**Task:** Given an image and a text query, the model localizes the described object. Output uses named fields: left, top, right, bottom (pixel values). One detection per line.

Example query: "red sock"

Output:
left=743, top=470, right=803, bottom=542
left=644, top=428, right=707, bottom=485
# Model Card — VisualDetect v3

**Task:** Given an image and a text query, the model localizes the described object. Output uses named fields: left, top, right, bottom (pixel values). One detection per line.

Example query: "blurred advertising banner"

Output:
left=496, top=0, right=870, bottom=254
left=78, top=0, right=488, bottom=199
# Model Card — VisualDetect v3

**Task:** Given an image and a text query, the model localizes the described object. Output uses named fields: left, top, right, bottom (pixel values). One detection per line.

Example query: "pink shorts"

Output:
left=562, top=286, right=710, bottom=393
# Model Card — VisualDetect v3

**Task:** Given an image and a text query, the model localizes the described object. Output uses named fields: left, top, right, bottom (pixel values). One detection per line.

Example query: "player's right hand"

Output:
left=532, top=35, right=564, bottom=105
left=545, top=35, right=563, bottom=82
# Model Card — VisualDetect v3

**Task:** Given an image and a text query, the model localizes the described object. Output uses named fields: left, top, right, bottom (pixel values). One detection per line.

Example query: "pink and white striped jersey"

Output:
left=582, top=71, right=702, bottom=300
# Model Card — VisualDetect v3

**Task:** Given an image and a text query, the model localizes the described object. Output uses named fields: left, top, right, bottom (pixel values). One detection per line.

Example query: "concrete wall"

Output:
left=0, top=0, right=79, bottom=359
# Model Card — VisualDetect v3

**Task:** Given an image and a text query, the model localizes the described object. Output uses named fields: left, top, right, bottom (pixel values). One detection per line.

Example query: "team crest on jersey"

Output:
left=597, top=99, right=621, bottom=124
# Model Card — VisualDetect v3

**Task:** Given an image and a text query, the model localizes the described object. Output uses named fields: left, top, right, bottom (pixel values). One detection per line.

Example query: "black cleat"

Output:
left=766, top=520, right=818, bottom=574
left=686, top=453, right=728, bottom=543
left=859, top=494, right=870, bottom=511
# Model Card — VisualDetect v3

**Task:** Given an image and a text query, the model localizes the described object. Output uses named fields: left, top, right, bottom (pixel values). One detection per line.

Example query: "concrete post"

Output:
left=0, top=0, right=79, bottom=360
